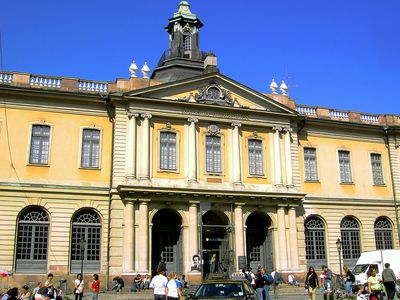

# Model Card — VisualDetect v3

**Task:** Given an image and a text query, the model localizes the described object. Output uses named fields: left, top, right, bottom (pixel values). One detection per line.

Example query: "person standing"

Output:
left=260, top=268, right=272, bottom=300
left=382, top=263, right=396, bottom=300
left=305, top=267, right=319, bottom=300
left=210, top=253, right=217, bottom=273
left=271, top=269, right=283, bottom=298
left=367, top=268, right=383, bottom=300
left=74, top=273, right=84, bottom=300
left=343, top=266, right=355, bottom=295
left=321, top=265, right=333, bottom=300
left=91, top=274, right=100, bottom=300
left=150, top=270, right=168, bottom=300
left=255, top=272, right=265, bottom=300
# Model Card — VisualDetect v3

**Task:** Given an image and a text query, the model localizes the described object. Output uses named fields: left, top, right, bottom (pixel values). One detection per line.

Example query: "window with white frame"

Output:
left=29, top=125, right=51, bottom=165
left=371, top=153, right=384, bottom=185
left=340, top=217, right=361, bottom=263
left=183, top=31, right=191, bottom=51
left=206, top=135, right=222, bottom=173
left=81, top=129, right=100, bottom=168
left=304, top=217, right=327, bottom=266
left=160, top=131, right=177, bottom=170
left=248, top=139, right=263, bottom=176
left=338, top=150, right=352, bottom=183
left=304, top=148, right=318, bottom=181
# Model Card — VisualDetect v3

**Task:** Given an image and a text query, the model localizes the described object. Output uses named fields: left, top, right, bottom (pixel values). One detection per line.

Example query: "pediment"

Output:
left=124, top=73, right=297, bottom=115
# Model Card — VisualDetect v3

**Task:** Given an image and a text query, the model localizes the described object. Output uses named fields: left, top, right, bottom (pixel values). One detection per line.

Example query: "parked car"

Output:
left=187, top=279, right=258, bottom=299
left=353, top=250, right=400, bottom=285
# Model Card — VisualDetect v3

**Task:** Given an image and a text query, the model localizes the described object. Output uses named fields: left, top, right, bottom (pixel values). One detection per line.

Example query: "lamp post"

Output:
left=79, top=237, right=86, bottom=278
left=336, top=238, right=343, bottom=280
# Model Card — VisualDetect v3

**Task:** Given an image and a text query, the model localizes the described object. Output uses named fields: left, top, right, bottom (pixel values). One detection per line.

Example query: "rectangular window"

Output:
left=338, top=150, right=352, bottom=183
left=304, top=148, right=318, bottom=181
left=371, top=153, right=384, bottom=185
left=81, top=129, right=100, bottom=168
left=159, top=132, right=177, bottom=170
left=248, top=139, right=263, bottom=176
left=29, top=125, right=51, bottom=165
left=206, top=135, right=222, bottom=173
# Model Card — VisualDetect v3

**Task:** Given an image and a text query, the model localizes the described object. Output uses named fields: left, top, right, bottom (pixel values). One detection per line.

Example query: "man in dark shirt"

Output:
left=382, top=263, right=397, bottom=300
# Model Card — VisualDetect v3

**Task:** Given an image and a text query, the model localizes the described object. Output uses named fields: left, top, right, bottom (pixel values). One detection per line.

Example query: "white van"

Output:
left=353, top=250, right=400, bottom=285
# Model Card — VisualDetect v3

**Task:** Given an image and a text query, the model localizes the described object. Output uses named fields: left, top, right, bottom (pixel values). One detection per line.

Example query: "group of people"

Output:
left=305, top=263, right=398, bottom=300
left=149, top=269, right=187, bottom=300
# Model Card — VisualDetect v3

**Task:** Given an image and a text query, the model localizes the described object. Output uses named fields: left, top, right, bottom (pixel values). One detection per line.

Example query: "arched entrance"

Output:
left=246, top=212, right=273, bottom=272
left=202, top=210, right=233, bottom=278
left=152, top=209, right=182, bottom=274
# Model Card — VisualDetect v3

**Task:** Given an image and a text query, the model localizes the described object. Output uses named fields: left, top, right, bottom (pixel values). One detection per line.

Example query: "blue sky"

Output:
left=1, top=0, right=399, bottom=114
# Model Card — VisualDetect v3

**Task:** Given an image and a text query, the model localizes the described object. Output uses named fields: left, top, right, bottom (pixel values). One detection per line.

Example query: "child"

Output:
left=91, top=274, right=100, bottom=300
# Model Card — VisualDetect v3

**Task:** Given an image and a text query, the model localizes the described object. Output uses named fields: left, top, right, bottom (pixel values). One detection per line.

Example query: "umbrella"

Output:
left=0, top=270, right=12, bottom=277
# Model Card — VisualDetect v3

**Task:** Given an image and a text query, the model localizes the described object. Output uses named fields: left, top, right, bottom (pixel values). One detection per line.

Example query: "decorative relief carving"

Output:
left=207, top=124, right=220, bottom=135
left=195, top=81, right=234, bottom=106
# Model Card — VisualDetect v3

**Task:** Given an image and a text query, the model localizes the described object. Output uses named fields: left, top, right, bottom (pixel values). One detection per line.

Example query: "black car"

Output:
left=187, top=279, right=259, bottom=299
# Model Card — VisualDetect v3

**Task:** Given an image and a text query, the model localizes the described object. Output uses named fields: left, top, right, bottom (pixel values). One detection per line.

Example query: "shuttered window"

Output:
left=29, top=125, right=51, bottom=165
left=160, top=132, right=177, bottom=170
left=339, top=150, right=352, bottom=183
left=248, top=139, right=263, bottom=176
left=81, top=129, right=100, bottom=168
left=371, top=153, right=384, bottom=185
left=206, top=136, right=222, bottom=173
left=304, top=148, right=318, bottom=181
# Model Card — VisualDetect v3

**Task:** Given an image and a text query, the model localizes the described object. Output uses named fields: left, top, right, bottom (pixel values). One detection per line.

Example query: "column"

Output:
left=234, top=204, right=245, bottom=267
left=273, top=127, right=282, bottom=185
left=231, top=122, right=242, bottom=185
left=277, top=206, right=288, bottom=270
left=288, top=206, right=300, bottom=270
left=137, top=200, right=149, bottom=272
left=122, top=200, right=135, bottom=273
left=126, top=112, right=139, bottom=181
left=283, top=128, right=293, bottom=186
left=187, top=118, right=198, bottom=182
left=188, top=202, right=199, bottom=260
left=140, top=113, right=152, bottom=180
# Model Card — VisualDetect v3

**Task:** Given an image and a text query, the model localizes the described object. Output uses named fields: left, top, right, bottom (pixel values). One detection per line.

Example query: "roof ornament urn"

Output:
left=270, top=79, right=278, bottom=94
left=280, top=80, right=288, bottom=96
left=141, top=62, right=150, bottom=79
left=129, top=60, right=138, bottom=78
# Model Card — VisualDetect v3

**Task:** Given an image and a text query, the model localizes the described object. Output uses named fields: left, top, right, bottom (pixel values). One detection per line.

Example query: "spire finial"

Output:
left=178, top=1, right=191, bottom=14
left=270, top=79, right=278, bottom=94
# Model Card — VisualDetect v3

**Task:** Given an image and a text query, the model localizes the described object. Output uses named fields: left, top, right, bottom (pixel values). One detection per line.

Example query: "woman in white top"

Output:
left=166, top=272, right=181, bottom=300
left=74, top=273, right=84, bottom=300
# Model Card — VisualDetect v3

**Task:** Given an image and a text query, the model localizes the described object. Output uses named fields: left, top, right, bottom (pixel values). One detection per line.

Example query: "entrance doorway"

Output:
left=152, top=209, right=182, bottom=274
left=246, top=212, right=273, bottom=271
left=202, top=210, right=233, bottom=278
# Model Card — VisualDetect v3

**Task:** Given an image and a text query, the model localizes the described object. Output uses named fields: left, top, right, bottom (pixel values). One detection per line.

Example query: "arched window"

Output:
left=183, top=31, right=191, bottom=52
left=305, top=216, right=326, bottom=266
left=16, top=207, right=49, bottom=273
left=375, top=217, right=393, bottom=250
left=341, top=217, right=361, bottom=266
left=70, top=209, right=101, bottom=273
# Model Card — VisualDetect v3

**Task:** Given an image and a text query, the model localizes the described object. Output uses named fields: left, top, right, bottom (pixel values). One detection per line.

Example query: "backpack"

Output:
left=263, top=274, right=274, bottom=285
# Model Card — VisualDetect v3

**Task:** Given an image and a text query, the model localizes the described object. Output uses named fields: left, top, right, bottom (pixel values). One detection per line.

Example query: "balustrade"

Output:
left=30, top=76, right=61, bottom=88
left=329, top=110, right=348, bottom=120
left=296, top=106, right=316, bottom=116
left=0, top=73, right=13, bottom=84
left=78, top=80, right=108, bottom=93
left=360, top=114, right=379, bottom=123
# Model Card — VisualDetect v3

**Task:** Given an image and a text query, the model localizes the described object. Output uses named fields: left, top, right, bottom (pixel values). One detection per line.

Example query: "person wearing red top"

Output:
left=91, top=274, right=100, bottom=300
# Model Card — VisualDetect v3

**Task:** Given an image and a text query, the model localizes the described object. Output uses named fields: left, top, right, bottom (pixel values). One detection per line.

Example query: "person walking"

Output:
left=382, top=263, right=396, bottom=300
left=270, top=269, right=283, bottom=298
left=321, top=265, right=333, bottom=300
left=343, top=266, right=355, bottom=295
left=91, top=274, right=100, bottom=300
left=74, top=273, right=84, bottom=300
left=150, top=269, right=168, bottom=300
left=165, top=272, right=182, bottom=300
left=305, top=267, right=319, bottom=300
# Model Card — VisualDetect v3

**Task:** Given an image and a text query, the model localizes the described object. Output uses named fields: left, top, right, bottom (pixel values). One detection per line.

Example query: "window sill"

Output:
left=27, top=163, right=50, bottom=167
left=373, top=184, right=386, bottom=187
left=305, top=180, right=320, bottom=183
left=248, top=175, right=266, bottom=179
left=340, top=182, right=355, bottom=185
left=79, top=167, right=101, bottom=171
left=205, top=172, right=224, bottom=177
left=158, top=169, right=180, bottom=174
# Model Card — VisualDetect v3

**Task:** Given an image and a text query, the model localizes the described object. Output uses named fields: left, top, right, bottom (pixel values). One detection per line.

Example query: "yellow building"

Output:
left=0, top=0, right=399, bottom=289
